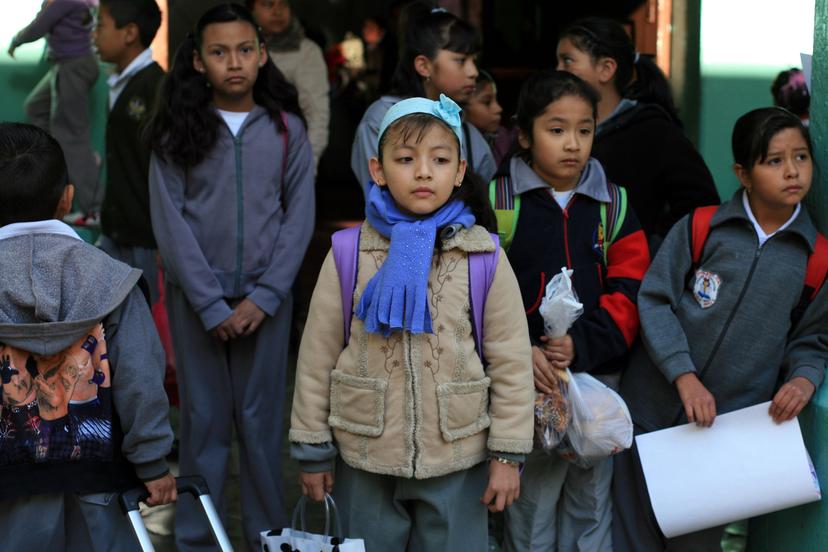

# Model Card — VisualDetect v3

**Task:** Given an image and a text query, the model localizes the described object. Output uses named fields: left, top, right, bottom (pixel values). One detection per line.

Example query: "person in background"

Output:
left=465, top=70, right=514, bottom=167
left=9, top=0, right=102, bottom=224
left=94, top=0, right=164, bottom=304
left=248, top=0, right=330, bottom=166
left=772, top=68, right=810, bottom=125
left=557, top=17, right=720, bottom=243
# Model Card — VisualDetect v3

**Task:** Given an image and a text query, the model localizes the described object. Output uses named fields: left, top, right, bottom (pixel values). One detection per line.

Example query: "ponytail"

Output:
left=147, top=3, right=304, bottom=168
left=561, top=17, right=681, bottom=126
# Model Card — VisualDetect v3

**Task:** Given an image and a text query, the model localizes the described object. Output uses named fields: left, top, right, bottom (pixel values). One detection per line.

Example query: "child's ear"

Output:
left=733, top=163, right=752, bottom=191
left=258, top=43, right=268, bottom=68
left=54, top=185, right=75, bottom=219
left=596, top=56, right=618, bottom=86
left=124, top=22, right=140, bottom=47
left=192, top=50, right=206, bottom=75
left=413, top=54, right=433, bottom=80
left=455, top=159, right=467, bottom=187
left=517, top=127, right=531, bottom=151
left=368, top=157, right=386, bottom=187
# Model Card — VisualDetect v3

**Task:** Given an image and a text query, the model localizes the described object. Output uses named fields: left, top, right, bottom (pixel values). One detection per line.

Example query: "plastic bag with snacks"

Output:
left=534, top=268, right=583, bottom=451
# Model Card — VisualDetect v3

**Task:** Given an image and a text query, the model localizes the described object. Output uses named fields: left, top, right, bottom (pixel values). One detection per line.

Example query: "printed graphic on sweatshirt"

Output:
left=693, top=269, right=721, bottom=309
left=0, top=324, right=113, bottom=464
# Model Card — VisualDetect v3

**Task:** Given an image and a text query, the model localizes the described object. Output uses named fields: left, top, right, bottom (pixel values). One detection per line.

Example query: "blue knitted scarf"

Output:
left=356, top=184, right=475, bottom=336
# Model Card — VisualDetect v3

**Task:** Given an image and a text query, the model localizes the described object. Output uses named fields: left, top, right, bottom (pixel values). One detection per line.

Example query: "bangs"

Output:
left=441, top=18, right=480, bottom=55
left=378, top=114, right=460, bottom=159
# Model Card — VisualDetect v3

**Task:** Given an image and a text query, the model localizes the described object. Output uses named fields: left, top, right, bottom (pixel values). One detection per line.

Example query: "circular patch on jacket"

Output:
left=693, top=269, right=721, bottom=309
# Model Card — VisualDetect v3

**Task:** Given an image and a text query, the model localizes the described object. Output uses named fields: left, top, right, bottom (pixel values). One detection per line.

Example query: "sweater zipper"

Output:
left=233, top=134, right=244, bottom=297
left=407, top=333, right=419, bottom=469
left=561, top=196, right=576, bottom=269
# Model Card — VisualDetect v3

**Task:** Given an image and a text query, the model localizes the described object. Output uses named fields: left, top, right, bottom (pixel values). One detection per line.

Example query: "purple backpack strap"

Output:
left=331, top=224, right=362, bottom=345
left=469, top=233, right=501, bottom=364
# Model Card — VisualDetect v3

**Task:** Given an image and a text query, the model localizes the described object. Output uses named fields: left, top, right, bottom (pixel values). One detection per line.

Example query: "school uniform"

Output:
left=592, top=100, right=720, bottom=240
left=614, top=190, right=828, bottom=551
left=351, top=95, right=497, bottom=194
left=500, top=157, right=649, bottom=552
left=99, top=50, right=164, bottom=304
left=149, top=108, right=315, bottom=551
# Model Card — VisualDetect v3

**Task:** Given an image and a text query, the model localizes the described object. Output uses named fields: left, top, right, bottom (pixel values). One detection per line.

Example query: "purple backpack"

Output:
left=331, top=224, right=500, bottom=363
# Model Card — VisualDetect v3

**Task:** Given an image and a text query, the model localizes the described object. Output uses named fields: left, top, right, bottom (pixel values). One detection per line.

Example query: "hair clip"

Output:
left=431, top=7, right=448, bottom=14
left=634, top=52, right=641, bottom=64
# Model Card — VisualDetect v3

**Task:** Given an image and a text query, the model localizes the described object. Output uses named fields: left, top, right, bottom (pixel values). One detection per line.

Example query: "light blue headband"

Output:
left=377, top=94, right=464, bottom=151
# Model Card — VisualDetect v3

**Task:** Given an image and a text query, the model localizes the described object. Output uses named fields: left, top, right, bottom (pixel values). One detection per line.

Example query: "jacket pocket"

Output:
left=436, top=377, right=492, bottom=442
left=328, top=371, right=388, bottom=437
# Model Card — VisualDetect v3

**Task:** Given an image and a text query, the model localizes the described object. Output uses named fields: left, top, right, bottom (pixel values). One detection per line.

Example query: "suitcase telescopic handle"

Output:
left=120, top=475, right=233, bottom=552
left=119, top=475, right=210, bottom=514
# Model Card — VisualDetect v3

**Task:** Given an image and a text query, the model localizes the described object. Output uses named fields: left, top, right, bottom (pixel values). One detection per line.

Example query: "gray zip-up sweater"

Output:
left=350, top=95, right=497, bottom=195
left=149, top=107, right=315, bottom=330
left=12, top=0, right=96, bottom=60
left=621, top=191, right=828, bottom=432
left=0, top=222, right=172, bottom=495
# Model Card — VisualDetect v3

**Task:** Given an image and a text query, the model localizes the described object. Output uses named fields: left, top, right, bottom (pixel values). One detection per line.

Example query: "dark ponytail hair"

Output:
left=771, top=68, right=810, bottom=119
left=148, top=3, right=303, bottom=168
left=390, top=2, right=480, bottom=98
left=377, top=113, right=495, bottom=231
left=514, top=70, right=599, bottom=161
left=560, top=17, right=681, bottom=126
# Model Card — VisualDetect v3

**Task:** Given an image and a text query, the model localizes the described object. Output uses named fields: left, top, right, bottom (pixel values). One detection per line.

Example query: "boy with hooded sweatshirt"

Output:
left=0, top=123, right=176, bottom=551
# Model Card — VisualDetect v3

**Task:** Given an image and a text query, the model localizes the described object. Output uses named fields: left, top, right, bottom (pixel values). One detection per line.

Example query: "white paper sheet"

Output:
left=636, top=402, right=821, bottom=538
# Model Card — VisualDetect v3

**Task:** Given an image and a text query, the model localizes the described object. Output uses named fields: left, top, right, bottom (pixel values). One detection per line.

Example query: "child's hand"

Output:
left=532, top=346, right=560, bottom=394
left=211, top=317, right=238, bottom=342
left=770, top=377, right=815, bottom=423
left=300, top=471, right=334, bottom=502
left=540, top=334, right=575, bottom=370
left=229, top=298, right=267, bottom=337
left=144, top=473, right=177, bottom=506
left=7, top=45, right=15, bottom=59
left=481, top=458, right=520, bottom=512
left=675, top=372, right=716, bottom=427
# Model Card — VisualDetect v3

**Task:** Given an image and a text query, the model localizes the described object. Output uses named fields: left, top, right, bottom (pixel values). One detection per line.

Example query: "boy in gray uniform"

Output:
left=0, top=122, right=175, bottom=551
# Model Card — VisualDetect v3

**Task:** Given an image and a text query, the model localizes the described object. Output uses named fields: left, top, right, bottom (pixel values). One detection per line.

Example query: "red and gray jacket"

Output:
left=500, top=156, right=650, bottom=375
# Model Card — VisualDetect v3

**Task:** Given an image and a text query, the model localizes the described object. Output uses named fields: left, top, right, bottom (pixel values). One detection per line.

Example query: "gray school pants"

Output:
left=0, top=491, right=140, bottom=551
left=98, top=236, right=160, bottom=305
left=612, top=441, right=726, bottom=552
left=166, top=284, right=292, bottom=552
left=25, top=54, right=100, bottom=214
left=333, top=457, right=489, bottom=551
left=502, top=450, right=613, bottom=552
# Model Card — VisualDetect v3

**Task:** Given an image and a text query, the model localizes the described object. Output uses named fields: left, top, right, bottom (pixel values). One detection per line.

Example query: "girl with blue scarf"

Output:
left=289, top=95, right=535, bottom=551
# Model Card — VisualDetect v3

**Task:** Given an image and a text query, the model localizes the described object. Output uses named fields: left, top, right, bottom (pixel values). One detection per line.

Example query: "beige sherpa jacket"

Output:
left=290, top=222, right=534, bottom=479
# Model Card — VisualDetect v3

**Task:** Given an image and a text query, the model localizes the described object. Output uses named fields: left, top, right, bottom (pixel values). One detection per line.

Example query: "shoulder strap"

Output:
left=488, top=176, right=521, bottom=251
left=279, top=111, right=289, bottom=212
left=804, top=233, right=828, bottom=301
left=469, top=234, right=501, bottom=364
left=599, top=183, right=629, bottom=265
left=331, top=225, right=362, bottom=346
left=690, top=206, right=718, bottom=265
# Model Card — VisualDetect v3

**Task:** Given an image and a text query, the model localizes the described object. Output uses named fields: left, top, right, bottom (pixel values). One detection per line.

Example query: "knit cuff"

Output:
left=247, top=286, right=284, bottom=317
left=197, top=298, right=233, bottom=331
left=788, top=364, right=825, bottom=392
left=659, top=351, right=696, bottom=384
left=134, top=459, right=170, bottom=482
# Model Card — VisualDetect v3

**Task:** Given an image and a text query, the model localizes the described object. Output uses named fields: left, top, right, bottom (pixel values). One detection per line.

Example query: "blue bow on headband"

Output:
left=377, top=94, right=464, bottom=150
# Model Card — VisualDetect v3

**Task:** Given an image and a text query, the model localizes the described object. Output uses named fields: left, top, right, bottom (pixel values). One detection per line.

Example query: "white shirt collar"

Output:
left=741, top=191, right=800, bottom=247
left=107, top=48, right=155, bottom=109
left=0, top=220, right=82, bottom=242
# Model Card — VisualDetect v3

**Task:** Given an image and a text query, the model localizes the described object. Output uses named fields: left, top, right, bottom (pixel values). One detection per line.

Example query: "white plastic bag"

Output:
left=539, top=268, right=583, bottom=339
left=534, top=268, right=583, bottom=450
left=557, top=370, right=633, bottom=468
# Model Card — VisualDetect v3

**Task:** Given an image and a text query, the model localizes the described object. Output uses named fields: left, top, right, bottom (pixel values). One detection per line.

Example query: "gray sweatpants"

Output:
left=98, top=236, right=160, bottom=305
left=166, top=284, right=292, bottom=552
left=502, top=450, right=613, bottom=552
left=0, top=491, right=140, bottom=552
left=25, top=54, right=101, bottom=214
left=333, top=458, right=489, bottom=551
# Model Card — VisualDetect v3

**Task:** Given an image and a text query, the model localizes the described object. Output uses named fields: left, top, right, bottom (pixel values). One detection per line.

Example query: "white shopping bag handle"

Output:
left=292, top=493, right=343, bottom=541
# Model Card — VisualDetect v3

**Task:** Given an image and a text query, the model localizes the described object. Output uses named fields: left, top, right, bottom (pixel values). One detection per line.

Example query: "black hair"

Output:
left=515, top=70, right=599, bottom=155
left=377, top=113, right=496, bottom=231
left=732, top=107, right=812, bottom=169
left=100, top=0, right=161, bottom=48
left=148, top=3, right=303, bottom=168
left=560, top=17, right=682, bottom=126
left=0, top=123, right=68, bottom=227
left=771, top=68, right=810, bottom=118
left=390, top=1, right=481, bottom=98
left=474, top=69, right=495, bottom=93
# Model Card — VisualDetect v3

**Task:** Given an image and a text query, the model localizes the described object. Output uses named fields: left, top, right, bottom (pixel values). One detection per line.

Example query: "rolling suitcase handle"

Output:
left=120, top=475, right=233, bottom=552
